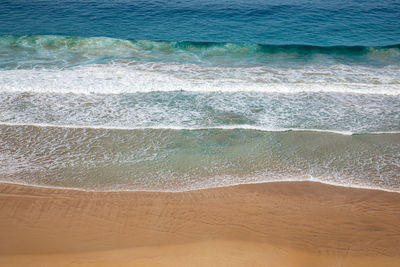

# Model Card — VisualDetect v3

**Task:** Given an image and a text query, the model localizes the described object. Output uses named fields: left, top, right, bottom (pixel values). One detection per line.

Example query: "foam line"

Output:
left=2, top=121, right=400, bottom=135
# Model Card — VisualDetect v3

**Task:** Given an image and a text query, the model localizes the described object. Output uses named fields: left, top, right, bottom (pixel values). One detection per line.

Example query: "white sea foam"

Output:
left=0, top=122, right=358, bottom=135
left=2, top=177, right=400, bottom=194
left=0, top=90, right=399, bottom=133
left=0, top=62, right=399, bottom=95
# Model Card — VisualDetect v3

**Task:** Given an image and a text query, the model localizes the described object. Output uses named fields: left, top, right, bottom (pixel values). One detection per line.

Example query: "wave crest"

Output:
left=1, top=34, right=400, bottom=69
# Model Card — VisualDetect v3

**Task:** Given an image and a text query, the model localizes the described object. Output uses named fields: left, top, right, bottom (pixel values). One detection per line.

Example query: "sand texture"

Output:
left=0, top=181, right=400, bottom=266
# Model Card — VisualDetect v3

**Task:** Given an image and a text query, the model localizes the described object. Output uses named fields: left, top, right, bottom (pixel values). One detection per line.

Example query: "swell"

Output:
left=2, top=34, right=399, bottom=55
left=1, top=34, right=400, bottom=69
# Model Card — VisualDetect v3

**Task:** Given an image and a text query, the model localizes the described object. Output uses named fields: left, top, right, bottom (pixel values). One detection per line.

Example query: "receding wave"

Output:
left=0, top=124, right=398, bottom=192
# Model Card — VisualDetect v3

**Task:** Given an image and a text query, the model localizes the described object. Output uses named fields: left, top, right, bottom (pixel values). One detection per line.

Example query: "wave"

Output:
left=0, top=63, right=399, bottom=95
left=1, top=34, right=400, bottom=69
left=0, top=35, right=399, bottom=193
left=0, top=124, right=398, bottom=192
left=2, top=34, right=399, bottom=56
left=1, top=35, right=399, bottom=96
left=1, top=91, right=399, bottom=134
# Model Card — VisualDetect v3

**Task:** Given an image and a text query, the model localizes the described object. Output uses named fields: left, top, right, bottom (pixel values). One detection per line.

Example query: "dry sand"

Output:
left=0, top=181, right=399, bottom=266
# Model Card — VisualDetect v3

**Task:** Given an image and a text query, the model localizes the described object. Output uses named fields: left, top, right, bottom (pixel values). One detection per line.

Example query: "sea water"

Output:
left=0, top=0, right=399, bottom=191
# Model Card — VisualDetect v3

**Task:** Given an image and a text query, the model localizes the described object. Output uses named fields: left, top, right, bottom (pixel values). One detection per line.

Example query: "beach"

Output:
left=1, top=0, right=400, bottom=266
left=1, top=181, right=399, bottom=266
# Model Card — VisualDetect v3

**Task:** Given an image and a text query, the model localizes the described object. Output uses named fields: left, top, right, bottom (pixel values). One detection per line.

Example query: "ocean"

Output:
left=0, top=0, right=399, bottom=191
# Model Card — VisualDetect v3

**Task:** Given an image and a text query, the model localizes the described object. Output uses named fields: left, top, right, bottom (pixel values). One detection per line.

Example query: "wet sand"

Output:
left=0, top=181, right=400, bottom=266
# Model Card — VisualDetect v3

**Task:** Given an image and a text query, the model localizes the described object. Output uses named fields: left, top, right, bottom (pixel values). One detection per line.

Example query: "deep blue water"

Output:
left=1, top=0, right=400, bottom=46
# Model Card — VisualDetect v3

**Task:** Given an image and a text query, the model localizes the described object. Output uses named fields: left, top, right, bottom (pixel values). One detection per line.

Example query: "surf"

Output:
left=0, top=91, right=399, bottom=134
left=0, top=124, right=398, bottom=192
left=1, top=34, right=400, bottom=69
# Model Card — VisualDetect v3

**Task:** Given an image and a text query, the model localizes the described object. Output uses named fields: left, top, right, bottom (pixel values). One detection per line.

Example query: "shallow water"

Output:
left=0, top=125, right=399, bottom=191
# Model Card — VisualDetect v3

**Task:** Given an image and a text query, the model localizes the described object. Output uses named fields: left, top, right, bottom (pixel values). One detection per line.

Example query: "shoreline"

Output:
left=0, top=179, right=399, bottom=194
left=1, top=180, right=400, bottom=266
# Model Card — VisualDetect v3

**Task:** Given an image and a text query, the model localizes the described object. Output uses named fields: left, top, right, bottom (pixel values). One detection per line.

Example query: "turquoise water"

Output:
left=1, top=35, right=400, bottom=69
left=0, top=0, right=399, bottom=191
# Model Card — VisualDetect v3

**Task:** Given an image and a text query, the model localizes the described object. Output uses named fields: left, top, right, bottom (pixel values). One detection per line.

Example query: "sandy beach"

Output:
left=0, top=181, right=399, bottom=266
left=1, top=0, right=400, bottom=266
